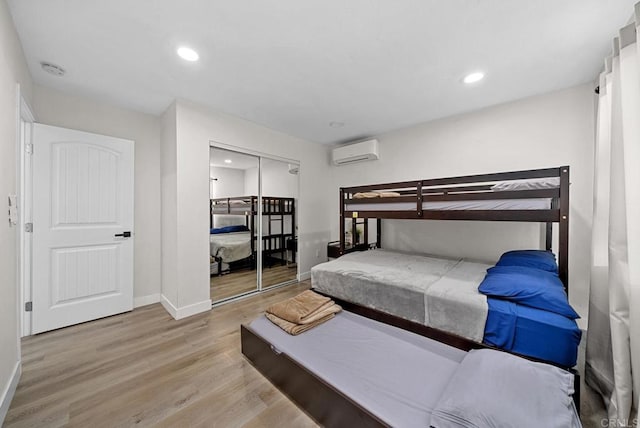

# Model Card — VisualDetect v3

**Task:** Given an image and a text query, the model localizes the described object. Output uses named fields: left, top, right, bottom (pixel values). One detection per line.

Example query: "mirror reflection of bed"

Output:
left=209, top=147, right=299, bottom=303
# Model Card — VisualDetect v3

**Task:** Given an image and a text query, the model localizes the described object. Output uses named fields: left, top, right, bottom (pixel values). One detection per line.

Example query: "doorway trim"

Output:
left=16, top=84, right=35, bottom=338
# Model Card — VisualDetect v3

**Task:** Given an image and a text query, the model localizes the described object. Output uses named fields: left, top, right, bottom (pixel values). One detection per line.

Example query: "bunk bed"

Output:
left=242, top=166, right=582, bottom=427
left=209, top=196, right=295, bottom=275
left=312, top=166, right=581, bottom=367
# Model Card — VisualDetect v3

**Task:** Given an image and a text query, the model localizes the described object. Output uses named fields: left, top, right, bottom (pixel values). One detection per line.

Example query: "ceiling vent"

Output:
left=332, top=139, right=379, bottom=166
left=40, top=62, right=65, bottom=77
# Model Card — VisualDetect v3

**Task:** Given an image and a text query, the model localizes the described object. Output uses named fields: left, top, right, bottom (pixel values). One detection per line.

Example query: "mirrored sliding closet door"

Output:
left=209, top=146, right=300, bottom=304
left=209, top=148, right=259, bottom=302
left=260, top=158, right=299, bottom=289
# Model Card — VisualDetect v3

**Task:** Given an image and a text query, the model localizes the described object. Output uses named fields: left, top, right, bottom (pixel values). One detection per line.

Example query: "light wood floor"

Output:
left=211, top=264, right=297, bottom=303
left=6, top=278, right=607, bottom=428
left=6, top=281, right=317, bottom=428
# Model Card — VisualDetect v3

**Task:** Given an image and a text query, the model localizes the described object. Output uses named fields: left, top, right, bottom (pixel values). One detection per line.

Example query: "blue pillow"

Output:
left=478, top=266, right=579, bottom=319
left=487, top=264, right=559, bottom=278
left=496, top=250, right=558, bottom=273
left=210, top=225, right=249, bottom=234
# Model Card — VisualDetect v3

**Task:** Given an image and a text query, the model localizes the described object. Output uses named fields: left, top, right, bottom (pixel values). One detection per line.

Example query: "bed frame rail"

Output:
left=241, top=325, right=386, bottom=427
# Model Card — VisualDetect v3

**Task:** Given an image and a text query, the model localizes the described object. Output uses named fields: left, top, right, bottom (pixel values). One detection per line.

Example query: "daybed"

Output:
left=242, top=310, right=581, bottom=428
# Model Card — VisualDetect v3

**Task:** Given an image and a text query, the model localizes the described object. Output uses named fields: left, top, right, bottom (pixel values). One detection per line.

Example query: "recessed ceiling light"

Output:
left=463, top=72, right=485, bottom=84
left=177, top=46, right=199, bottom=62
left=224, top=159, right=232, bottom=164
left=40, top=62, right=65, bottom=77
left=329, top=121, right=345, bottom=128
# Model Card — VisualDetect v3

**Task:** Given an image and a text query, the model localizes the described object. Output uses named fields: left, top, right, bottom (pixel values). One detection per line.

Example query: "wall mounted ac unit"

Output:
left=332, top=139, right=379, bottom=166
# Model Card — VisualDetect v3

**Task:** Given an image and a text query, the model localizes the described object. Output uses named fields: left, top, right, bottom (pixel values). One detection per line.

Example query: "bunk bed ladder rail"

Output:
left=558, top=166, right=570, bottom=295
left=417, top=181, right=423, bottom=218
left=339, top=188, right=345, bottom=256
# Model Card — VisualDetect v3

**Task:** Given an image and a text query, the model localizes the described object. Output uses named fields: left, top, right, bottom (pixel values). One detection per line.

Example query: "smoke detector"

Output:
left=40, top=62, right=65, bottom=77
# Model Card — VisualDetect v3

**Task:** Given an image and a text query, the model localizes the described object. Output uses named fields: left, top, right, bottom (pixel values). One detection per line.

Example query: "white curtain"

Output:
left=586, top=10, right=640, bottom=426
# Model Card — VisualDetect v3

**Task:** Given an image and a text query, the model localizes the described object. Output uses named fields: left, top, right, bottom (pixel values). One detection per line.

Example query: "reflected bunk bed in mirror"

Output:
left=209, top=195, right=296, bottom=276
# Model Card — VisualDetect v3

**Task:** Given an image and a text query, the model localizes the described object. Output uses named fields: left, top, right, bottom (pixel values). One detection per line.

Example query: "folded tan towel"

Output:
left=266, top=290, right=333, bottom=324
left=266, top=312, right=336, bottom=336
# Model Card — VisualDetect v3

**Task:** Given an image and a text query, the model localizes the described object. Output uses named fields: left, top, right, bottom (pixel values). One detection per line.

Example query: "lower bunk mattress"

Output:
left=243, top=311, right=581, bottom=428
left=311, top=249, right=581, bottom=367
left=210, top=231, right=252, bottom=263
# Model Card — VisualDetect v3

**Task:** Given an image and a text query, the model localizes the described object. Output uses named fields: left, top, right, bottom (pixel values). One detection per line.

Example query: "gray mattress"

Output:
left=249, top=311, right=582, bottom=428
left=250, top=311, right=465, bottom=427
left=311, top=249, right=491, bottom=341
left=210, top=232, right=252, bottom=263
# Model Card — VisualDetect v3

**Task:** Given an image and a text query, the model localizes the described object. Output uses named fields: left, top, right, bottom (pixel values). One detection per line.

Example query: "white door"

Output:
left=32, top=124, right=134, bottom=334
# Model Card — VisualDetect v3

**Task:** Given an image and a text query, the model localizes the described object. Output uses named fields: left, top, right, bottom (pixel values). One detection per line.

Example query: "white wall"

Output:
left=209, top=167, right=245, bottom=198
left=219, top=154, right=299, bottom=200
left=261, top=158, right=299, bottom=198
left=160, top=99, right=330, bottom=313
left=160, top=103, right=179, bottom=309
left=329, top=83, right=595, bottom=317
left=0, top=0, right=32, bottom=420
left=244, top=166, right=258, bottom=196
left=210, top=166, right=247, bottom=228
left=32, top=85, right=163, bottom=306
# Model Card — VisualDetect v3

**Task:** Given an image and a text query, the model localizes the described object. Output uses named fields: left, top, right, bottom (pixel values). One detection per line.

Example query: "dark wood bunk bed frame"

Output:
left=210, top=195, right=296, bottom=276
left=241, top=166, right=577, bottom=427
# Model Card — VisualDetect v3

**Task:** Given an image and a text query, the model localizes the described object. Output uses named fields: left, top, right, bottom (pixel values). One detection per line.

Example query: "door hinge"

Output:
left=25, top=144, right=33, bottom=155
left=25, top=222, right=33, bottom=232
left=25, top=301, right=32, bottom=312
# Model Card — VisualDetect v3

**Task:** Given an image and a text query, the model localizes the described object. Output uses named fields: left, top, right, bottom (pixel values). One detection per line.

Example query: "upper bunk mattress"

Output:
left=345, top=198, right=551, bottom=212
left=311, top=249, right=492, bottom=341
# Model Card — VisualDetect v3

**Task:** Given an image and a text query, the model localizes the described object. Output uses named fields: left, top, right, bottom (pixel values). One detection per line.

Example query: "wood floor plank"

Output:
left=211, top=264, right=298, bottom=302
left=6, top=281, right=317, bottom=428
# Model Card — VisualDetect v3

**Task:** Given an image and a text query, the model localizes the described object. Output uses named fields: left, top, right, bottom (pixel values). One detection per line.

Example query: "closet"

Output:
left=209, top=146, right=299, bottom=303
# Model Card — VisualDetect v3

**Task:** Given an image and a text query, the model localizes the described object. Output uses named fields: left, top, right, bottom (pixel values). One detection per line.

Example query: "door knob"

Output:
left=114, top=231, right=131, bottom=238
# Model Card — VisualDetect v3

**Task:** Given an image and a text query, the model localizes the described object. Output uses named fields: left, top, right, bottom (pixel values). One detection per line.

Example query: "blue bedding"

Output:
left=210, top=225, right=249, bottom=234
left=483, top=298, right=581, bottom=367
left=479, top=265, right=579, bottom=319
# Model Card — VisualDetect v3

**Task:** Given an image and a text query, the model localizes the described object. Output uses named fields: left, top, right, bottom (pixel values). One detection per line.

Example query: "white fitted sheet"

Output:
left=345, top=197, right=551, bottom=211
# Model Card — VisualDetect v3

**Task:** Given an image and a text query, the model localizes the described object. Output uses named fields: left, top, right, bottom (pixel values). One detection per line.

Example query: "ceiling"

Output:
left=8, top=0, right=635, bottom=144
left=210, top=147, right=258, bottom=170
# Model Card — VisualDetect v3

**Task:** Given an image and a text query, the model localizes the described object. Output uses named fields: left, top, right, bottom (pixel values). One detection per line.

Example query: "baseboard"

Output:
left=299, top=271, right=311, bottom=281
left=160, top=295, right=212, bottom=320
left=160, top=295, right=178, bottom=318
left=0, top=361, right=21, bottom=425
left=134, top=293, right=161, bottom=308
